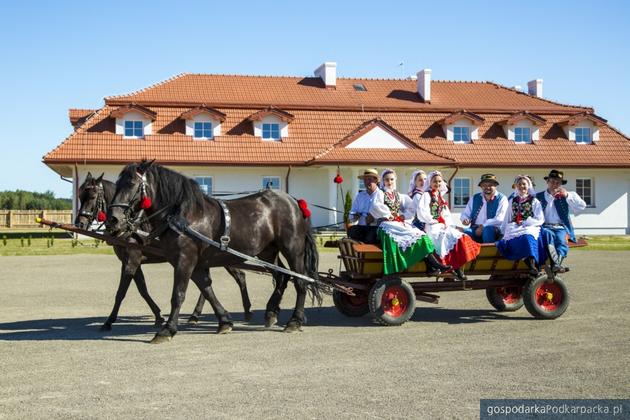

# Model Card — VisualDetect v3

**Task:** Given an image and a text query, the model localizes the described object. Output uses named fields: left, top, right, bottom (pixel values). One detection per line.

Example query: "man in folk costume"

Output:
left=496, top=175, right=546, bottom=277
left=369, top=169, right=450, bottom=275
left=416, top=170, right=481, bottom=280
left=461, top=174, right=508, bottom=243
left=347, top=168, right=384, bottom=244
left=536, top=169, right=586, bottom=272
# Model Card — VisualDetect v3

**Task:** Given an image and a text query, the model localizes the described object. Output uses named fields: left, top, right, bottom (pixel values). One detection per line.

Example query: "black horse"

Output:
left=106, top=161, right=321, bottom=343
left=76, top=172, right=252, bottom=331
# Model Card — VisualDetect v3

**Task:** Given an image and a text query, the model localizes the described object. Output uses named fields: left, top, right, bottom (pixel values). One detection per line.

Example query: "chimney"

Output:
left=527, top=79, right=543, bottom=98
left=314, top=62, right=337, bottom=88
left=417, top=68, right=432, bottom=102
left=512, top=85, right=523, bottom=92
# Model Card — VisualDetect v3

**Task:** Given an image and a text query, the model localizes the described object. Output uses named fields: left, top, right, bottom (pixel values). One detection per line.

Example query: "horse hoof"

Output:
left=244, top=312, right=253, bottom=322
left=100, top=323, right=112, bottom=332
left=150, top=334, right=172, bottom=344
left=188, top=316, right=199, bottom=325
left=155, top=317, right=165, bottom=327
left=264, top=315, right=278, bottom=328
left=283, top=323, right=303, bottom=333
left=217, top=323, right=233, bottom=334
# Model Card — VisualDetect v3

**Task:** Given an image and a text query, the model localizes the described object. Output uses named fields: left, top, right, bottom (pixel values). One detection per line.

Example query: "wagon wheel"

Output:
left=333, top=289, right=369, bottom=317
left=368, top=278, right=416, bottom=326
left=523, top=275, right=570, bottom=319
left=486, top=285, right=524, bottom=312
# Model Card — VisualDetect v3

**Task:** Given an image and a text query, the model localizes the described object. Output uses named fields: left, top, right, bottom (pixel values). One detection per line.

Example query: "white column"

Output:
left=328, top=167, right=338, bottom=227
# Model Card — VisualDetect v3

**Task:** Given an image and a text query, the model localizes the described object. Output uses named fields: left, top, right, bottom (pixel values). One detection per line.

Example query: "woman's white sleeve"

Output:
left=416, top=192, right=437, bottom=224
left=523, top=199, right=545, bottom=227
left=369, top=192, right=391, bottom=219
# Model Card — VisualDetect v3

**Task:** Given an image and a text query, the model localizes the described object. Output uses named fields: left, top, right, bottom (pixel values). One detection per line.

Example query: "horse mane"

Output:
left=117, top=163, right=206, bottom=216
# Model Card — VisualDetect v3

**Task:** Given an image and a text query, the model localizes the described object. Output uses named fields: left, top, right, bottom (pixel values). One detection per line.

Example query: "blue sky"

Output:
left=0, top=0, right=628, bottom=198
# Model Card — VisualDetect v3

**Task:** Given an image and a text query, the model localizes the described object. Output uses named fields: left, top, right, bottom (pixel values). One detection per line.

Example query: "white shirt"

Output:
left=500, top=196, right=545, bottom=241
left=369, top=190, right=414, bottom=222
left=460, top=192, right=509, bottom=228
left=350, top=189, right=384, bottom=226
left=416, top=191, right=455, bottom=228
left=542, top=190, right=586, bottom=224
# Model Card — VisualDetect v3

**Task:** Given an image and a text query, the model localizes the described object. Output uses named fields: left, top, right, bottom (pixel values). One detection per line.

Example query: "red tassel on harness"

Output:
left=297, top=199, right=311, bottom=218
left=140, top=196, right=152, bottom=209
left=333, top=174, right=343, bottom=184
left=97, top=211, right=106, bottom=222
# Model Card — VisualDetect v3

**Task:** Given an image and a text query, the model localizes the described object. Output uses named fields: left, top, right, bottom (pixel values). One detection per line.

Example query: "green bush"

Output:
left=27, top=235, right=32, bottom=247
left=2, top=235, right=6, bottom=246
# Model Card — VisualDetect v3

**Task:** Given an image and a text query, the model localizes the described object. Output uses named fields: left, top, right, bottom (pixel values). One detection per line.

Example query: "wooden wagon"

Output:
left=322, top=238, right=586, bottom=326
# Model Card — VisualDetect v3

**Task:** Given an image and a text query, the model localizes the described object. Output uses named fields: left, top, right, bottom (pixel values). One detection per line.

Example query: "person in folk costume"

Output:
left=495, top=175, right=546, bottom=276
left=416, top=170, right=481, bottom=280
left=408, top=169, right=428, bottom=231
left=536, top=169, right=586, bottom=273
left=369, top=169, right=450, bottom=275
left=347, top=168, right=384, bottom=244
left=460, top=174, right=509, bottom=243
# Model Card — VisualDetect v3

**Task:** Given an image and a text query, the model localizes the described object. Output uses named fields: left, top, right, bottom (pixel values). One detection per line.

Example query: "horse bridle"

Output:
left=79, top=182, right=107, bottom=226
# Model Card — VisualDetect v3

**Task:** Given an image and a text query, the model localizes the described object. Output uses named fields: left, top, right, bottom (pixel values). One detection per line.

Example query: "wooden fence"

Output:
left=0, top=210, right=73, bottom=229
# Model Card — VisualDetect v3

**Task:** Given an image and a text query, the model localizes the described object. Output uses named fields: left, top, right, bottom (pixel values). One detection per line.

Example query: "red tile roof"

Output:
left=44, top=73, right=630, bottom=169
left=68, top=108, right=96, bottom=128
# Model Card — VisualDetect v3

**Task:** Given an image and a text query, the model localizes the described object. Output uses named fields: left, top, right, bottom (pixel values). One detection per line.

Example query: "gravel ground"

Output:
left=0, top=251, right=628, bottom=419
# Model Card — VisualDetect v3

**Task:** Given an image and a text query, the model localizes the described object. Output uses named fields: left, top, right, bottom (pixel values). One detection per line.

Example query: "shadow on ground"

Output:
left=0, top=306, right=531, bottom=342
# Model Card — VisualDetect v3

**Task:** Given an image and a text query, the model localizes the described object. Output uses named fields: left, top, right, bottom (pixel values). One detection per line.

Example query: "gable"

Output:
left=345, top=125, right=410, bottom=149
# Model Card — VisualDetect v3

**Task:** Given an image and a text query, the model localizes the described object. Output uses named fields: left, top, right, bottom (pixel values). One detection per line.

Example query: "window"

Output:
left=453, top=126, right=470, bottom=143
left=124, top=120, right=143, bottom=138
left=453, top=178, right=470, bottom=207
left=194, top=177, right=213, bottom=195
left=353, top=83, right=367, bottom=92
left=514, top=127, right=532, bottom=143
left=575, top=127, right=592, bottom=144
left=576, top=178, right=593, bottom=207
left=194, top=122, right=213, bottom=139
left=262, top=123, right=280, bottom=140
left=262, top=176, right=280, bottom=190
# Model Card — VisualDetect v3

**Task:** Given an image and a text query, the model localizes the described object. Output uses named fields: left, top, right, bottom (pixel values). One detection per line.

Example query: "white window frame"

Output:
left=123, top=120, right=144, bottom=139
left=514, top=126, right=532, bottom=144
left=576, top=177, right=594, bottom=207
left=262, top=176, right=281, bottom=190
left=194, top=176, right=213, bottom=195
left=262, top=123, right=281, bottom=141
left=453, top=177, right=471, bottom=208
left=453, top=126, right=471, bottom=143
left=193, top=121, right=213, bottom=140
left=575, top=127, right=592, bottom=144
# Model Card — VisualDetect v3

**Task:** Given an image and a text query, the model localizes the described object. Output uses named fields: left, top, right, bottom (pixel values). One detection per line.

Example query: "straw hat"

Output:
left=357, top=168, right=380, bottom=181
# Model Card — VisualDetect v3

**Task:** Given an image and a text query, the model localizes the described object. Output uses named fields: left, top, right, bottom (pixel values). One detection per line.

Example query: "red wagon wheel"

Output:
left=486, top=284, right=524, bottom=312
left=333, top=289, right=369, bottom=317
left=523, top=275, right=570, bottom=319
left=368, top=278, right=416, bottom=326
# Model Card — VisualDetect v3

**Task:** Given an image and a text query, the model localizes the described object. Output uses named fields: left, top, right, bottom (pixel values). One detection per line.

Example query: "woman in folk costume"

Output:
left=416, top=170, right=481, bottom=280
left=369, top=169, right=450, bottom=275
left=495, top=175, right=546, bottom=277
left=408, top=170, right=428, bottom=231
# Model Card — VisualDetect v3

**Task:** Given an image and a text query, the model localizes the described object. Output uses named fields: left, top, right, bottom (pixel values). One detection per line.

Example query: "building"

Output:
left=44, top=63, right=630, bottom=234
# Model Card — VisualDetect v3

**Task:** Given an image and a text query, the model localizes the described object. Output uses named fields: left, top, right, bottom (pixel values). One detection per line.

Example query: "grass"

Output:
left=0, top=237, right=114, bottom=256
left=574, top=235, right=630, bottom=251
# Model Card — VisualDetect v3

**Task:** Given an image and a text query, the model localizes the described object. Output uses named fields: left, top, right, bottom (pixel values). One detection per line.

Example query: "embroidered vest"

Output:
left=383, top=190, right=402, bottom=218
left=430, top=190, right=447, bottom=222
left=536, top=191, right=576, bottom=242
left=511, top=195, right=534, bottom=224
left=409, top=189, right=425, bottom=230
left=471, top=192, right=505, bottom=225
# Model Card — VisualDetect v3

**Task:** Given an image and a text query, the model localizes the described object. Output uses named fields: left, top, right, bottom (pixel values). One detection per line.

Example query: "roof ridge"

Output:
left=487, top=81, right=593, bottom=111
left=105, top=73, right=190, bottom=100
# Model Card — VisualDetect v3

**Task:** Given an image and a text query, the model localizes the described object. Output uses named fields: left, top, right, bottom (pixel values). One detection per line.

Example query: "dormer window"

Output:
left=194, top=122, right=213, bottom=139
left=124, top=120, right=144, bottom=138
left=262, top=123, right=280, bottom=140
left=453, top=126, right=470, bottom=143
left=514, top=127, right=532, bottom=143
left=575, top=127, right=592, bottom=144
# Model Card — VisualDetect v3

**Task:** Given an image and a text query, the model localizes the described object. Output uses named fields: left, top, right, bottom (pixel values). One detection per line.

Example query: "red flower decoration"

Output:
left=334, top=174, right=343, bottom=184
left=515, top=212, right=523, bottom=225
left=140, top=196, right=152, bottom=210
left=437, top=215, right=446, bottom=225
left=297, top=199, right=311, bottom=218
left=97, top=211, right=106, bottom=222
left=393, top=215, right=404, bottom=223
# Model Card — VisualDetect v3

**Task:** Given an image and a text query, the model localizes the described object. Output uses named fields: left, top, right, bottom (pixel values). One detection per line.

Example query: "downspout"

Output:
left=285, top=165, right=291, bottom=194
left=446, top=164, right=460, bottom=209
left=73, top=163, right=79, bottom=235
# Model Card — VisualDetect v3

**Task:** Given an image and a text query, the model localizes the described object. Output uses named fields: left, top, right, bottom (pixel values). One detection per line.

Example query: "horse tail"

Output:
left=303, top=226, right=323, bottom=306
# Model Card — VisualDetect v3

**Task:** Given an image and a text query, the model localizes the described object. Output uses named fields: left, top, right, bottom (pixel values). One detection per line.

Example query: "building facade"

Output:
left=45, top=63, right=630, bottom=234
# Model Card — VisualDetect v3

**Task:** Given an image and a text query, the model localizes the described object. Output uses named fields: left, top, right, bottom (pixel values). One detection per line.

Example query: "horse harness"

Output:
left=79, top=182, right=107, bottom=224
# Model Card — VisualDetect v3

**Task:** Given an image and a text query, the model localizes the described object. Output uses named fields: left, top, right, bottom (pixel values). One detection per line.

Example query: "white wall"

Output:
left=252, top=116, right=289, bottom=139
left=346, top=126, right=408, bottom=148
left=74, top=165, right=630, bottom=234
